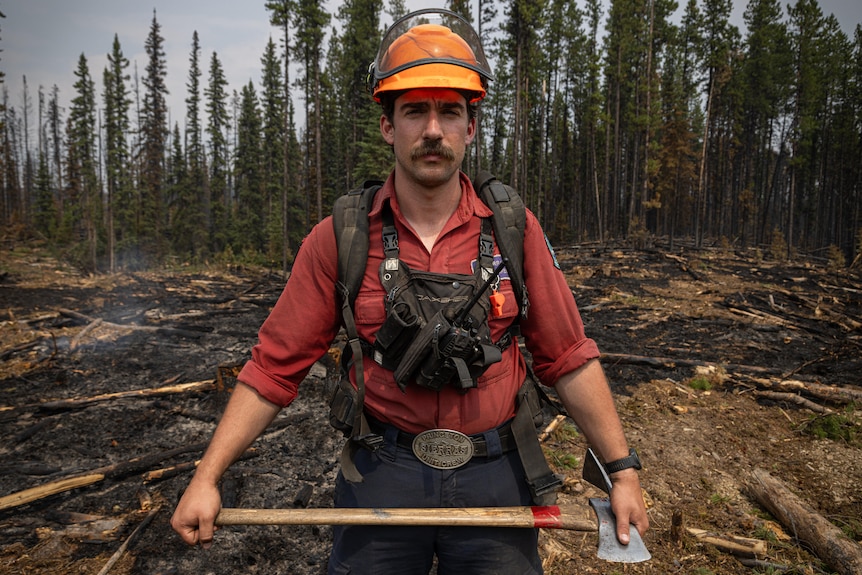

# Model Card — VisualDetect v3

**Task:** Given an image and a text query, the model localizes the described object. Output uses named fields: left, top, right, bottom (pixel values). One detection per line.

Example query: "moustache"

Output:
left=411, top=141, right=456, bottom=162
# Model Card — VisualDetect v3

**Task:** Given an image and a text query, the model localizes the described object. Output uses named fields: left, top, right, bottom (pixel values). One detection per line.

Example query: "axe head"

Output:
left=583, top=448, right=651, bottom=563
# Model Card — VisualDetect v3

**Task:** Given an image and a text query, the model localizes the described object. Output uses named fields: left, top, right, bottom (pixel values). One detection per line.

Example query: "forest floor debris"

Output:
left=1, top=242, right=860, bottom=574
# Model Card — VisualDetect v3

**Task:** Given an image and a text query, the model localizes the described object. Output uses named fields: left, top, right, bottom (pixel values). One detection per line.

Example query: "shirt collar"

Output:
left=369, top=171, right=495, bottom=222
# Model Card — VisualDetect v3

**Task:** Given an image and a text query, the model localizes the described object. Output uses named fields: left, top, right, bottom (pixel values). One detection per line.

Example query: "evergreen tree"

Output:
left=140, top=10, right=169, bottom=265
left=654, top=0, right=702, bottom=246
left=265, top=0, right=297, bottom=269
left=64, top=53, right=101, bottom=271
left=696, top=0, right=739, bottom=245
left=333, top=0, right=385, bottom=186
left=787, top=0, right=827, bottom=258
left=32, top=149, right=55, bottom=238
left=260, top=37, right=286, bottom=263
left=500, top=0, right=547, bottom=199
left=741, top=0, right=792, bottom=246
left=47, top=85, right=64, bottom=197
left=205, top=51, right=230, bottom=255
left=1, top=88, right=21, bottom=226
left=602, top=0, right=649, bottom=237
left=232, top=81, right=264, bottom=254
left=293, top=0, right=330, bottom=224
left=103, top=34, right=133, bottom=271
left=171, top=31, right=207, bottom=260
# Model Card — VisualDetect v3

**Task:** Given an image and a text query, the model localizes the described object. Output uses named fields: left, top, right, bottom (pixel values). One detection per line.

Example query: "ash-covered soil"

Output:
left=1, top=243, right=860, bottom=575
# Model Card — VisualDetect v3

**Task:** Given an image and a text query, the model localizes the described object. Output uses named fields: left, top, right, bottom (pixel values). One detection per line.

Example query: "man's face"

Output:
left=381, top=88, right=476, bottom=189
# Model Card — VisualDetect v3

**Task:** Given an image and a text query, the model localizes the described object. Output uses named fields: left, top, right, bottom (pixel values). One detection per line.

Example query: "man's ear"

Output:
left=380, top=114, right=395, bottom=145
left=465, top=116, right=477, bottom=146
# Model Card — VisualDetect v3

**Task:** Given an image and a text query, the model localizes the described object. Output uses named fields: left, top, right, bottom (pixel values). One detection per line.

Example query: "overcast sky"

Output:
left=2, top=0, right=861, bottom=136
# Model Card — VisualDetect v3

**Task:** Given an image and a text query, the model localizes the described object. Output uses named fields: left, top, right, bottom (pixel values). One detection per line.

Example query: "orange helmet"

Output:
left=369, top=9, right=493, bottom=102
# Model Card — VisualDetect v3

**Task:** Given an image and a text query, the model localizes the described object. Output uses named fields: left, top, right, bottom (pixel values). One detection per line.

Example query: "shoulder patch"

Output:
left=544, top=235, right=561, bottom=270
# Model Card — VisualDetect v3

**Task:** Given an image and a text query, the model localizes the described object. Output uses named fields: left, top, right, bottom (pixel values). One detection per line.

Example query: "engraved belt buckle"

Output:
left=412, top=429, right=474, bottom=469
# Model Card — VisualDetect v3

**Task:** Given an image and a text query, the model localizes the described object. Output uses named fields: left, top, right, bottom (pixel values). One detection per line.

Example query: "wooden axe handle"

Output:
left=216, top=505, right=596, bottom=531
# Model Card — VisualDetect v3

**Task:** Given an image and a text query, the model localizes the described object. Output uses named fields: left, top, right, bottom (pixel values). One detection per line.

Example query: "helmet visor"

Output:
left=372, top=9, right=493, bottom=84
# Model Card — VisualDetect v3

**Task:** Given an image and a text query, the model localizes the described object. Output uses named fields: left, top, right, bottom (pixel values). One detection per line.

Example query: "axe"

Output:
left=215, top=451, right=649, bottom=564
left=581, top=447, right=651, bottom=563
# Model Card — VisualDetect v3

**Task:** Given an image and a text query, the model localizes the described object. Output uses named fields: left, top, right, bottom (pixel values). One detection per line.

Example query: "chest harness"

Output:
left=329, top=172, right=562, bottom=504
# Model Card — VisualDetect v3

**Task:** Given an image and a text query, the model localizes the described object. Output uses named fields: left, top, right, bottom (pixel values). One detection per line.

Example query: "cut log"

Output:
left=746, top=468, right=862, bottom=575
left=753, top=390, right=834, bottom=414
left=685, top=527, right=767, bottom=557
left=745, top=375, right=862, bottom=405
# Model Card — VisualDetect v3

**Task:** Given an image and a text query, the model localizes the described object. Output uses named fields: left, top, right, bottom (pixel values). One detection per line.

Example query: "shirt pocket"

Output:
left=489, top=279, right=519, bottom=327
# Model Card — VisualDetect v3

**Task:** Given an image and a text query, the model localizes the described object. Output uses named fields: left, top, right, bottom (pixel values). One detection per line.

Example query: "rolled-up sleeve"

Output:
left=237, top=218, right=341, bottom=407
left=520, top=212, right=600, bottom=385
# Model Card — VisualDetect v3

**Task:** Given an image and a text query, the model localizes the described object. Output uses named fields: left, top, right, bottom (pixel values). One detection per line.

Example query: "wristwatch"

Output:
left=603, top=448, right=642, bottom=474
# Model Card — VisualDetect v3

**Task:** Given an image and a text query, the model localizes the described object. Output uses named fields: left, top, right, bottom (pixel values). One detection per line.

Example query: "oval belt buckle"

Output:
left=412, top=429, right=474, bottom=469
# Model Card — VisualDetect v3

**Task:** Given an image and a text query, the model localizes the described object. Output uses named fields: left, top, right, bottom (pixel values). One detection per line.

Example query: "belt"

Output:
left=367, top=416, right=518, bottom=458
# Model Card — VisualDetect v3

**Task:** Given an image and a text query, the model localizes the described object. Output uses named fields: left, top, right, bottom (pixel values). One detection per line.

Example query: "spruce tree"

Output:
left=64, top=53, right=101, bottom=271
left=233, top=81, right=264, bottom=254
left=205, top=51, right=230, bottom=255
left=140, top=10, right=169, bottom=265
left=333, top=0, right=385, bottom=187
left=183, top=30, right=207, bottom=260
left=103, top=34, right=132, bottom=271
left=260, top=38, right=286, bottom=263
left=265, top=0, right=296, bottom=269
left=293, top=0, right=330, bottom=224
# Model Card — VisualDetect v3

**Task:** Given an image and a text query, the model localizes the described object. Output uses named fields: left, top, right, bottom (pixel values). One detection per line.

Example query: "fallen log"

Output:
left=0, top=442, right=208, bottom=512
left=685, top=527, right=767, bottom=558
left=744, top=375, right=862, bottom=405
left=0, top=379, right=215, bottom=415
left=746, top=468, right=862, bottom=575
left=0, top=473, right=107, bottom=512
left=58, top=308, right=206, bottom=339
left=600, top=352, right=780, bottom=376
left=753, top=390, right=833, bottom=414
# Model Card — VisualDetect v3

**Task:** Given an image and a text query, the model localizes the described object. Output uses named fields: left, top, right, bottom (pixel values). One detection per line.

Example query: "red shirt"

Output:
left=238, top=172, right=600, bottom=435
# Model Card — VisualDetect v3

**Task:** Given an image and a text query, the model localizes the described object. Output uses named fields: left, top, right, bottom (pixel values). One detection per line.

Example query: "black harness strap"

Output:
left=332, top=182, right=384, bottom=482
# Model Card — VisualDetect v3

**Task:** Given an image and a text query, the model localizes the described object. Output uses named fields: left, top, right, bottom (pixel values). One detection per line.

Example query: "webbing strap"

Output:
left=512, top=380, right=563, bottom=505
left=333, top=183, right=383, bottom=483
left=473, top=171, right=529, bottom=319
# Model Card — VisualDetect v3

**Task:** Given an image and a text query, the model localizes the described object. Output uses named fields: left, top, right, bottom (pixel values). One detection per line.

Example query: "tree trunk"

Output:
left=746, top=468, right=862, bottom=575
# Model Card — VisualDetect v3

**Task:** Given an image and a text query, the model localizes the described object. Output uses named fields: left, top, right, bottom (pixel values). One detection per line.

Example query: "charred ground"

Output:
left=1, top=242, right=860, bottom=575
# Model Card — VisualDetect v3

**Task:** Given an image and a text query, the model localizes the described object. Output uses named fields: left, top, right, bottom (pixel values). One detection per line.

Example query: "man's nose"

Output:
left=423, top=110, right=444, bottom=138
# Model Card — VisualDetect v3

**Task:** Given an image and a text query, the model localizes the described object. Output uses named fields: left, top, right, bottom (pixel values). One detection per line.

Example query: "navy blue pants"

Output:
left=327, top=424, right=543, bottom=575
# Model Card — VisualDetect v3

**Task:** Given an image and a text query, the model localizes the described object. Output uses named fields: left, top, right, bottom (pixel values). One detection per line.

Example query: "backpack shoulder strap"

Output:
left=473, top=171, right=530, bottom=319
left=332, top=180, right=385, bottom=483
left=332, top=180, right=383, bottom=308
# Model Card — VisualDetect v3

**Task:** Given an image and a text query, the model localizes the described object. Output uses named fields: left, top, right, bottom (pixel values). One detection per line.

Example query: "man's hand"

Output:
left=170, top=476, right=223, bottom=548
left=608, top=468, right=649, bottom=544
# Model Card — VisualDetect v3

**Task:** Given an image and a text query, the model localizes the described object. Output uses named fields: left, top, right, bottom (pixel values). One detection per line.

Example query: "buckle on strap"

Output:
left=353, top=433, right=385, bottom=452
left=528, top=473, right=563, bottom=499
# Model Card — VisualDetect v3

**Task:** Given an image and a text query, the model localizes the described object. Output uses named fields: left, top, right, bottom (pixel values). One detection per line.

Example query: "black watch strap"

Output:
left=603, top=448, right=642, bottom=474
